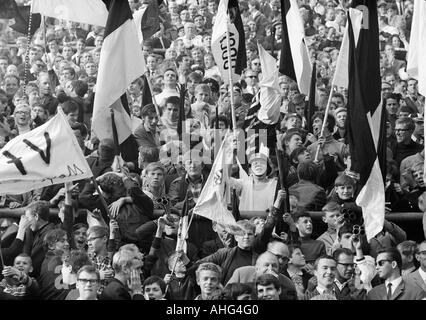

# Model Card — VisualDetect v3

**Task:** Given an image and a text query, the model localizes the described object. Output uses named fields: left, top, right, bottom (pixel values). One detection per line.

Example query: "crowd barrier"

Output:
left=1, top=207, right=424, bottom=241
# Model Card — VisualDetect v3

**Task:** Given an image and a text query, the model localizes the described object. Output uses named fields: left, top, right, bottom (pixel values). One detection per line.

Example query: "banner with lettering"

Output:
left=211, top=0, right=246, bottom=85
left=0, top=108, right=93, bottom=195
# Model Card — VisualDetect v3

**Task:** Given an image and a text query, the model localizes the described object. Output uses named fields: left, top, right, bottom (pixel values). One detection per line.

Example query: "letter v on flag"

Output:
left=0, top=108, right=92, bottom=195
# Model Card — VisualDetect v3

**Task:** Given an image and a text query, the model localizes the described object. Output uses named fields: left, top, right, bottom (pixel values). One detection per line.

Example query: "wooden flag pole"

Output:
left=313, top=85, right=335, bottom=163
left=144, top=72, right=163, bottom=124
left=91, top=177, right=112, bottom=219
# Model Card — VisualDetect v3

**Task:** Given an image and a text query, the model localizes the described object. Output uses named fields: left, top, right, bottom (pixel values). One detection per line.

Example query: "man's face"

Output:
left=235, top=229, right=255, bottom=250
left=386, top=98, right=398, bottom=115
left=194, top=16, right=204, bottom=28
left=322, top=210, right=341, bottom=229
left=315, top=258, right=337, bottom=288
left=77, top=271, right=100, bottom=300
left=251, top=158, right=267, bottom=176
left=4, top=77, right=19, bottom=97
left=14, top=256, right=33, bottom=275
left=143, top=113, right=159, bottom=132
left=31, top=106, right=47, bottom=120
left=14, top=107, right=31, bottom=126
left=385, top=75, right=396, bottom=88
left=297, top=150, right=311, bottom=164
left=257, top=284, right=281, bottom=300
left=25, top=209, right=38, bottom=231
left=295, top=217, right=313, bottom=236
left=53, top=234, right=70, bottom=253
left=285, top=116, right=302, bottom=130
left=147, top=56, right=157, bottom=70
left=184, top=159, right=203, bottom=180
left=62, top=47, right=73, bottom=59
left=147, top=169, right=165, bottom=188
left=290, top=248, right=306, bottom=267
left=331, top=96, right=344, bottom=109
left=407, top=80, right=418, bottom=95
left=87, top=232, right=106, bottom=255
left=375, top=253, right=395, bottom=279
left=0, top=59, right=8, bottom=73
left=85, top=63, right=97, bottom=76
left=286, top=134, right=303, bottom=153
left=415, top=242, right=426, bottom=270
left=336, top=185, right=354, bottom=200
left=336, top=253, right=355, bottom=281
left=73, top=226, right=88, bottom=251
left=144, top=282, right=165, bottom=300
left=165, top=103, right=179, bottom=122
left=312, top=117, right=323, bottom=136
left=197, top=270, right=220, bottom=296
left=251, top=59, right=261, bottom=72
left=76, top=41, right=86, bottom=52
left=395, top=123, right=412, bottom=143
left=164, top=214, right=180, bottom=235
left=180, top=10, right=190, bottom=22
left=164, top=70, right=177, bottom=86
left=335, top=111, right=347, bottom=128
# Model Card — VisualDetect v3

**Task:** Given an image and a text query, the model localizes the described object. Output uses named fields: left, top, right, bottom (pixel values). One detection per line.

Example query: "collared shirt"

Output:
left=90, top=253, right=114, bottom=294
left=316, top=285, right=336, bottom=296
left=185, top=174, right=203, bottom=203
left=334, top=278, right=349, bottom=292
left=385, top=276, right=403, bottom=296
left=411, top=135, right=424, bottom=145
left=418, top=268, right=426, bottom=285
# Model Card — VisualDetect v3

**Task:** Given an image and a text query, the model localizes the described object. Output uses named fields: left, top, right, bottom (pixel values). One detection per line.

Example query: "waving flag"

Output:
left=346, top=3, right=386, bottom=241
left=279, top=0, right=312, bottom=95
left=407, top=0, right=426, bottom=97
left=211, top=0, right=246, bottom=84
left=92, top=0, right=146, bottom=150
left=31, top=0, right=108, bottom=26
left=0, top=108, right=92, bottom=194
left=193, top=134, right=238, bottom=228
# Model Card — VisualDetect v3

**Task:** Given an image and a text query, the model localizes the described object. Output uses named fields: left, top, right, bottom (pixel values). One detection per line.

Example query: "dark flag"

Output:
left=346, top=2, right=386, bottom=241
left=141, top=74, right=152, bottom=107
left=279, top=0, right=311, bottom=95
left=306, top=61, right=317, bottom=134
left=5, top=3, right=41, bottom=36
left=211, top=0, right=246, bottom=84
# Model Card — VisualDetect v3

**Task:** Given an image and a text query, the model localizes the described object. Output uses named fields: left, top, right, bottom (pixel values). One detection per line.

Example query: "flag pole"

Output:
left=91, top=177, right=112, bottom=219
left=313, top=84, right=335, bottom=163
left=225, top=17, right=237, bottom=132
left=23, top=3, right=34, bottom=90
left=144, top=72, right=163, bottom=124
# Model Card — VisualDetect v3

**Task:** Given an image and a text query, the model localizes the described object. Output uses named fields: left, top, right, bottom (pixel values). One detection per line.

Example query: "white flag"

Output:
left=257, top=43, right=281, bottom=125
left=193, top=134, right=238, bottom=227
left=31, top=0, right=108, bottom=27
left=0, top=109, right=93, bottom=194
left=407, top=0, right=426, bottom=97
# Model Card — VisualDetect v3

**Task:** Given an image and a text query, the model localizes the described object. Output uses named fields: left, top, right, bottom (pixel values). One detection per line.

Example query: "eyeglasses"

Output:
left=395, top=128, right=410, bottom=132
left=376, top=259, right=392, bottom=267
left=337, top=262, right=355, bottom=268
left=87, top=236, right=103, bottom=242
left=247, top=75, right=257, bottom=78
left=77, top=278, right=99, bottom=284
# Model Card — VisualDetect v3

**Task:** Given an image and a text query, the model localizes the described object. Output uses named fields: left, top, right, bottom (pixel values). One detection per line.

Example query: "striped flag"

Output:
left=133, top=0, right=162, bottom=44
left=92, top=0, right=147, bottom=150
left=279, top=0, right=312, bottom=95
left=346, top=3, right=386, bottom=241
left=211, top=0, right=247, bottom=84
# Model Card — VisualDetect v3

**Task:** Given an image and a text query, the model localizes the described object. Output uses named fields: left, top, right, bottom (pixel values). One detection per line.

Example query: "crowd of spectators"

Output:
left=0, top=0, right=425, bottom=300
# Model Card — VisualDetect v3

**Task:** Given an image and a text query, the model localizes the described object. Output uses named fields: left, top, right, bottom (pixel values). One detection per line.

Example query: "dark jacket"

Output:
left=100, top=278, right=144, bottom=300
left=23, top=223, right=56, bottom=279
left=367, top=279, right=426, bottom=300
left=37, top=250, right=70, bottom=300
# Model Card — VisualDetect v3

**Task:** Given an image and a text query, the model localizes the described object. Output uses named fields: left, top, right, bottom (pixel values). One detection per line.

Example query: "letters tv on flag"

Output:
left=0, top=109, right=93, bottom=195
left=211, top=0, right=246, bottom=84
